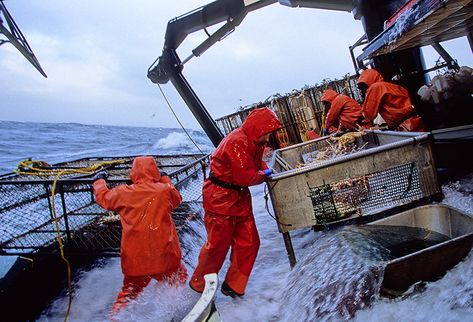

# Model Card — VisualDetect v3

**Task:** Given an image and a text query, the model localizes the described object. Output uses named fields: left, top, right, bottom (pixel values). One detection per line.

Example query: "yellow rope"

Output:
left=320, top=109, right=326, bottom=137
left=14, top=159, right=123, bottom=176
left=15, top=159, right=125, bottom=322
left=51, top=170, right=73, bottom=322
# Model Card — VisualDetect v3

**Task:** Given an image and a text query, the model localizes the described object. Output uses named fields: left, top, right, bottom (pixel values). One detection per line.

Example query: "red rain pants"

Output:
left=190, top=212, right=260, bottom=295
left=111, top=262, right=187, bottom=316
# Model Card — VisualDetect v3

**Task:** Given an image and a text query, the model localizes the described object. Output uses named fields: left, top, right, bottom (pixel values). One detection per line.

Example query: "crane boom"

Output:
left=148, top=0, right=356, bottom=147
left=148, top=0, right=278, bottom=146
left=0, top=1, right=47, bottom=77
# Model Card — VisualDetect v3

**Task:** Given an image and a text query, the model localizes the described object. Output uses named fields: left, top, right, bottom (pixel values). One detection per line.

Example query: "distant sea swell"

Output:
left=0, top=120, right=213, bottom=174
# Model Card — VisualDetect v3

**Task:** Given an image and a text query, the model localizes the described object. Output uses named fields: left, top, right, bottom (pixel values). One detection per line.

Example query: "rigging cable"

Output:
left=263, top=180, right=292, bottom=227
left=156, top=84, right=205, bottom=154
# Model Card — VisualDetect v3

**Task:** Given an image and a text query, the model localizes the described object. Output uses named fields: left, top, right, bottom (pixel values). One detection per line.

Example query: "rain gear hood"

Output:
left=130, top=156, right=161, bottom=184
left=241, top=107, right=282, bottom=143
left=357, top=68, right=384, bottom=88
left=321, top=89, right=338, bottom=103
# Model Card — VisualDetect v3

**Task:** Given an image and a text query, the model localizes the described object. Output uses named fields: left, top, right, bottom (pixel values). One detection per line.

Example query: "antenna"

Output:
left=0, top=1, right=47, bottom=77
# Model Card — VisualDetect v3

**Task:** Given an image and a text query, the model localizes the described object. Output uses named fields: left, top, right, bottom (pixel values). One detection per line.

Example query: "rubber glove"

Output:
left=93, top=171, right=108, bottom=181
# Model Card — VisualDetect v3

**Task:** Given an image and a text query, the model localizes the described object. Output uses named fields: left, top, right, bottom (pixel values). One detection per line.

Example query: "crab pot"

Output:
left=0, top=154, right=209, bottom=321
left=0, top=154, right=209, bottom=256
left=267, top=131, right=441, bottom=234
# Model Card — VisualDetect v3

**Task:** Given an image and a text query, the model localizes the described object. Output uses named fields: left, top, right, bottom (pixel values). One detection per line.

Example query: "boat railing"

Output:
left=182, top=273, right=222, bottom=322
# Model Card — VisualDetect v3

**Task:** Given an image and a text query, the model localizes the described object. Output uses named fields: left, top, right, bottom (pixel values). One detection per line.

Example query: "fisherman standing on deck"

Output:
left=189, top=107, right=281, bottom=298
left=321, top=89, right=367, bottom=135
left=357, top=68, right=426, bottom=132
left=93, top=156, right=187, bottom=316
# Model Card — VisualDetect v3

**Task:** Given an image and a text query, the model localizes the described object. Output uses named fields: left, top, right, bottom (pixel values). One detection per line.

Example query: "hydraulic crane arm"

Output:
left=0, top=1, right=47, bottom=77
left=148, top=0, right=355, bottom=147
left=148, top=0, right=277, bottom=147
left=148, top=0, right=276, bottom=84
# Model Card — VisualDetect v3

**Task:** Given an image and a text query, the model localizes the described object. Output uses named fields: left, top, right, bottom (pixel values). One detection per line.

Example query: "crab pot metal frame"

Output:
left=0, top=154, right=209, bottom=256
left=215, top=75, right=362, bottom=145
left=267, top=131, right=442, bottom=267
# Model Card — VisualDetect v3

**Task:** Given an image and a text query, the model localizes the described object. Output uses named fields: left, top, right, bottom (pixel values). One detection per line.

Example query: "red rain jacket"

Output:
left=357, top=69, right=425, bottom=131
left=306, top=130, right=320, bottom=140
left=322, top=89, right=364, bottom=133
left=94, top=156, right=183, bottom=276
left=203, top=107, right=281, bottom=216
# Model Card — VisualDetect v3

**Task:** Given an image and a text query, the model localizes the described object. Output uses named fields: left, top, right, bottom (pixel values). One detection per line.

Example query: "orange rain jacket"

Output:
left=306, top=130, right=320, bottom=140
left=322, top=89, right=365, bottom=133
left=203, top=107, right=282, bottom=217
left=93, top=156, right=184, bottom=277
left=357, top=69, right=425, bottom=131
left=190, top=108, right=281, bottom=295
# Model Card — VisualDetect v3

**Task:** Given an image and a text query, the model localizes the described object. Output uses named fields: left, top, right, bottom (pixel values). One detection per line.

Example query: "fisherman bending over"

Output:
left=357, top=68, right=425, bottom=132
left=321, top=88, right=368, bottom=135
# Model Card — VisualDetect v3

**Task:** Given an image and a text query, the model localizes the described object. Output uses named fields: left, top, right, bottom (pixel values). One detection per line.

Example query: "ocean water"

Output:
left=1, top=120, right=473, bottom=321
left=0, top=120, right=214, bottom=174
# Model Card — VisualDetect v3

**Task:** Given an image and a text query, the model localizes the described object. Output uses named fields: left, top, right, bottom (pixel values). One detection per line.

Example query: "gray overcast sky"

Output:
left=1, top=1, right=472, bottom=130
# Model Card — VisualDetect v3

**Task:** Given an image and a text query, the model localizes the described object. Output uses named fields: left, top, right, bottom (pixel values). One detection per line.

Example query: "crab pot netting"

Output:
left=308, top=162, right=421, bottom=224
left=0, top=154, right=209, bottom=255
left=268, top=131, right=441, bottom=232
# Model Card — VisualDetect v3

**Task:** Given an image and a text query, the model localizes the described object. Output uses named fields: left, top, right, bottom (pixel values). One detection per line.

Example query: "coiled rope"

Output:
left=14, top=158, right=125, bottom=322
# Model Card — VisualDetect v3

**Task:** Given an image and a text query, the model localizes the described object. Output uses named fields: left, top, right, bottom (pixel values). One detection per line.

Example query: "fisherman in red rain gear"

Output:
left=357, top=68, right=425, bottom=132
left=306, top=127, right=320, bottom=140
left=189, top=107, right=281, bottom=298
left=321, top=89, right=366, bottom=135
left=93, top=156, right=187, bottom=316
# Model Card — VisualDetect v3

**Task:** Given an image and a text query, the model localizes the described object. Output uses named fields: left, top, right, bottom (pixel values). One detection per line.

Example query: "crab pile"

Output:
left=298, top=131, right=368, bottom=167
left=331, top=175, right=369, bottom=216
